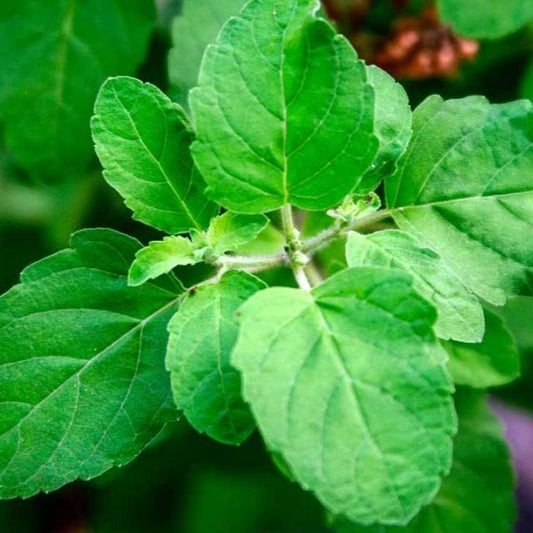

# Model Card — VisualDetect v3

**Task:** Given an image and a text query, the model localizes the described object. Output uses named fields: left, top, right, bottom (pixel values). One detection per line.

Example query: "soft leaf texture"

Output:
left=346, top=230, right=484, bottom=342
left=190, top=0, right=378, bottom=213
left=166, top=271, right=265, bottom=445
left=92, top=76, right=218, bottom=234
left=0, top=229, right=182, bottom=499
left=334, top=391, right=516, bottom=533
left=438, top=0, right=533, bottom=39
left=360, top=66, right=412, bottom=191
left=168, top=0, right=246, bottom=106
left=0, top=0, right=155, bottom=181
left=443, top=309, right=520, bottom=388
left=232, top=267, right=456, bottom=525
left=128, top=236, right=198, bottom=287
left=387, top=96, right=533, bottom=305
left=207, top=212, right=269, bottom=255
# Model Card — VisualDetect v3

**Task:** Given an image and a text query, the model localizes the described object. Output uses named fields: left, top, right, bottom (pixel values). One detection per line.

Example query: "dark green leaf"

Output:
left=167, top=271, right=265, bottom=444
left=168, top=0, right=246, bottom=106
left=443, top=309, right=520, bottom=388
left=0, top=229, right=182, bottom=498
left=438, top=0, right=533, bottom=39
left=0, top=0, right=155, bottom=181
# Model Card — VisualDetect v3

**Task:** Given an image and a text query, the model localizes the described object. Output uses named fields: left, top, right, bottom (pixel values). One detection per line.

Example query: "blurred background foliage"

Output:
left=0, top=0, right=532, bottom=531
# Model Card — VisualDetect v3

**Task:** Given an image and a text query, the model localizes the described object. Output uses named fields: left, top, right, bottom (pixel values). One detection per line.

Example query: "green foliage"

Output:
left=361, top=66, right=412, bottom=190
left=129, top=236, right=198, bottom=287
left=167, top=271, right=265, bottom=444
left=92, top=77, right=218, bottom=234
left=168, top=0, right=246, bottom=106
left=444, top=309, right=520, bottom=388
left=387, top=95, right=533, bottom=306
left=206, top=212, right=269, bottom=255
left=0, top=0, right=530, bottom=529
left=0, top=229, right=182, bottom=499
left=438, top=0, right=533, bottom=39
left=189, top=0, right=378, bottom=213
left=232, top=267, right=456, bottom=525
left=0, top=0, right=156, bottom=181
left=346, top=230, right=484, bottom=343
left=333, top=391, right=516, bottom=533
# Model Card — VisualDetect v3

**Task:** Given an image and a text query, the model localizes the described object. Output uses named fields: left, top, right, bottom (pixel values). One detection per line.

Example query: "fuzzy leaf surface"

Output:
left=360, top=66, right=412, bottom=191
left=334, top=391, right=516, bottom=533
left=443, top=309, right=520, bottom=388
left=167, top=271, right=265, bottom=445
left=128, top=236, right=198, bottom=287
left=0, top=229, right=182, bottom=499
left=346, top=230, right=484, bottom=342
left=232, top=267, right=456, bottom=525
left=207, top=212, right=269, bottom=255
left=190, top=0, right=378, bottom=213
left=92, top=76, right=218, bottom=234
left=0, top=0, right=155, bottom=181
left=168, top=0, right=246, bottom=106
left=438, top=0, right=533, bottom=39
left=387, top=96, right=533, bottom=305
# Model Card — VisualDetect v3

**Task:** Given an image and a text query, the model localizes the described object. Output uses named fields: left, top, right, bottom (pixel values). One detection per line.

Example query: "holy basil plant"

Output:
left=0, top=0, right=529, bottom=530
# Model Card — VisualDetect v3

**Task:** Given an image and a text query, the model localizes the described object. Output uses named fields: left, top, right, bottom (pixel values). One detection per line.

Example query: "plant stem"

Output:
left=303, top=208, right=393, bottom=254
left=214, top=207, right=395, bottom=276
left=280, top=204, right=312, bottom=290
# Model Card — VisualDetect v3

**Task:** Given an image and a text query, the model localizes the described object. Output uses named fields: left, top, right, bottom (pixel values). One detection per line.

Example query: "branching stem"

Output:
left=214, top=207, right=395, bottom=280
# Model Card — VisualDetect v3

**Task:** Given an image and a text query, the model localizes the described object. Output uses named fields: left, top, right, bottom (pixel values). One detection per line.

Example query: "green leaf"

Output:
left=168, top=0, right=246, bottom=107
left=0, top=0, right=155, bottom=181
left=346, top=230, right=484, bottom=343
left=232, top=267, right=456, bottom=525
left=387, top=95, right=533, bottom=306
left=443, top=309, right=520, bottom=388
left=190, top=0, right=378, bottom=213
left=438, top=0, right=533, bottom=39
left=166, top=271, right=265, bottom=445
left=521, top=60, right=533, bottom=102
left=0, top=229, right=182, bottom=499
left=128, top=236, right=199, bottom=287
left=333, top=391, right=516, bottom=533
left=360, top=66, right=412, bottom=191
left=92, top=76, right=218, bottom=234
left=207, top=212, right=270, bottom=255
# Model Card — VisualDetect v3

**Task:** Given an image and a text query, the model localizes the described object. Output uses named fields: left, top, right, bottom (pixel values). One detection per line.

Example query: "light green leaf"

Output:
left=0, top=0, right=155, bottom=181
left=333, top=391, right=516, bottom=533
left=207, top=212, right=269, bottom=255
left=232, top=267, right=456, bottom=525
left=387, top=95, right=533, bottom=306
left=360, top=66, right=412, bottom=191
left=92, top=76, right=218, bottom=234
left=438, top=0, right=533, bottom=39
left=346, top=230, right=484, bottom=343
left=443, top=309, right=520, bottom=388
left=128, top=236, right=198, bottom=287
left=0, top=229, right=182, bottom=499
left=190, top=0, right=378, bottom=213
left=168, top=0, right=246, bottom=106
left=167, top=271, right=265, bottom=445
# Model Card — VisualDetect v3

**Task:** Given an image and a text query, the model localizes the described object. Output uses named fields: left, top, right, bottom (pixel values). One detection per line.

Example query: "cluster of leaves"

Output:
left=0, top=0, right=532, bottom=531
